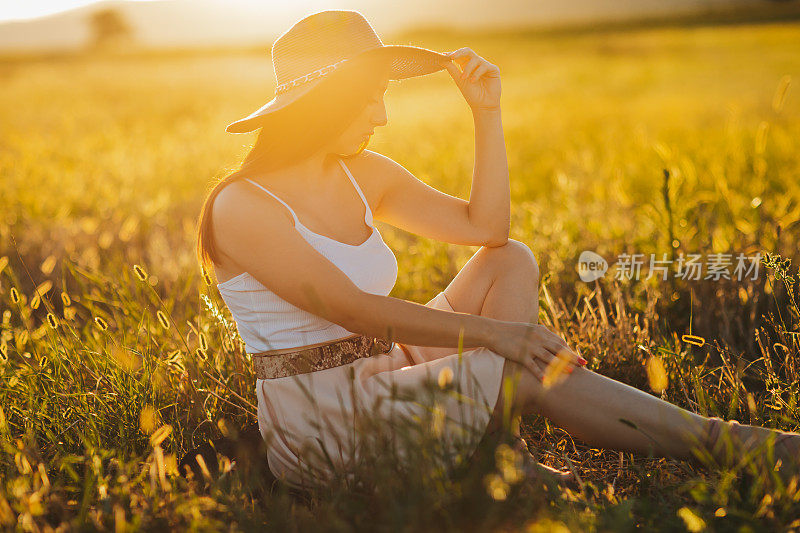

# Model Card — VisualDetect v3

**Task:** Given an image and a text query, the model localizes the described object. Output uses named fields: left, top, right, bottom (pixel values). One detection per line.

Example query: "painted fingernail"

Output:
left=578, top=356, right=588, bottom=366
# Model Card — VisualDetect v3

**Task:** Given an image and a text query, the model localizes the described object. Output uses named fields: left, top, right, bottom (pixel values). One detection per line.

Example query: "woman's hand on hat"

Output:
left=443, top=48, right=501, bottom=112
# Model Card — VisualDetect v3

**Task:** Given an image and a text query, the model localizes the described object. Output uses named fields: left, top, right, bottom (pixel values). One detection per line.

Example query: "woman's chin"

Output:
left=332, top=138, right=369, bottom=157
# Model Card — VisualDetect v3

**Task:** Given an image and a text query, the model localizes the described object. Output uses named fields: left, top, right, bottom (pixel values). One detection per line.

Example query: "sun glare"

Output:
left=0, top=0, right=163, bottom=22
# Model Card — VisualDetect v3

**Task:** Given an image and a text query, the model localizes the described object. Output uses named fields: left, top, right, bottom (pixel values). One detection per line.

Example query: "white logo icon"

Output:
left=578, top=251, right=608, bottom=282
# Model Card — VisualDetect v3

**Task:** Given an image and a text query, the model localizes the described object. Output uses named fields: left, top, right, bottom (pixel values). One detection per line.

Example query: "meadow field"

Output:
left=1, top=12, right=800, bottom=531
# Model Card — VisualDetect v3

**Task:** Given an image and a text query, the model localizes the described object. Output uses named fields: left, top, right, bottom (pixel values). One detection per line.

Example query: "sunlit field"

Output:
left=1, top=14, right=800, bottom=530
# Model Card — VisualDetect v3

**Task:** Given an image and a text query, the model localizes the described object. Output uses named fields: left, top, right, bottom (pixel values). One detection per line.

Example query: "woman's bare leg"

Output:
left=440, top=239, right=577, bottom=482
left=441, top=239, right=710, bottom=462
left=439, top=238, right=540, bottom=444
left=442, top=240, right=800, bottom=480
left=440, top=240, right=540, bottom=325
left=498, top=364, right=709, bottom=460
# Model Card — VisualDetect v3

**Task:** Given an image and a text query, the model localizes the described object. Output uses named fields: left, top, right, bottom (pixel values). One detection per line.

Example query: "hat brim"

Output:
left=225, top=45, right=451, bottom=134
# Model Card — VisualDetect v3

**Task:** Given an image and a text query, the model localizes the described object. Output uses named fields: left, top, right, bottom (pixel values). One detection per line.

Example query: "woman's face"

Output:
left=331, top=75, right=390, bottom=155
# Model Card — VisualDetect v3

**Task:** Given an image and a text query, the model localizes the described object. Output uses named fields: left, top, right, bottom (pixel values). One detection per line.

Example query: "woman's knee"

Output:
left=482, top=239, right=539, bottom=282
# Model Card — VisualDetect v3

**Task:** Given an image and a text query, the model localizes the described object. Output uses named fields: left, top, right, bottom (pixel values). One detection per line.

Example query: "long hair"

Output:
left=196, top=54, right=391, bottom=271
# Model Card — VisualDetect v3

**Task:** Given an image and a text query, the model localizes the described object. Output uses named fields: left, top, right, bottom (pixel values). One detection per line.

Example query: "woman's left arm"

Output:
left=443, top=48, right=509, bottom=244
left=467, top=107, right=509, bottom=245
left=371, top=48, right=510, bottom=247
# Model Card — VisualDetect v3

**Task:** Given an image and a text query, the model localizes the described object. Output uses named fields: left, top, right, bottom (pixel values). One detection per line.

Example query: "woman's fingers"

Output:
left=505, top=344, right=576, bottom=384
left=520, top=354, right=545, bottom=382
left=504, top=342, right=545, bottom=379
left=442, top=61, right=461, bottom=80
left=460, top=56, right=482, bottom=80
left=499, top=324, right=588, bottom=383
left=547, top=343, right=585, bottom=367
left=446, top=47, right=473, bottom=63
left=539, top=326, right=568, bottom=346
left=505, top=348, right=540, bottom=379
left=446, top=48, right=485, bottom=78
left=524, top=358, right=542, bottom=380
left=467, top=64, right=489, bottom=83
left=443, top=60, right=471, bottom=88
left=493, top=323, right=586, bottom=384
left=531, top=344, right=557, bottom=366
left=548, top=332, right=569, bottom=348
left=536, top=326, right=587, bottom=366
left=530, top=363, right=544, bottom=382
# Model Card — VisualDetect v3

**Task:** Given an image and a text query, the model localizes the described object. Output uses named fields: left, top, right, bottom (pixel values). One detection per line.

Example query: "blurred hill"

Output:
left=0, top=0, right=797, bottom=53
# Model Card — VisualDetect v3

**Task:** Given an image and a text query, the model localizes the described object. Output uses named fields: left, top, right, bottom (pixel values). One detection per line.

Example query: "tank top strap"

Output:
left=243, top=178, right=300, bottom=227
left=337, top=157, right=373, bottom=225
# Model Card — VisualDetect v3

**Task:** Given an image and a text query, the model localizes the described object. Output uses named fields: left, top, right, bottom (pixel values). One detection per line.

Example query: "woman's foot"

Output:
left=702, top=416, right=800, bottom=483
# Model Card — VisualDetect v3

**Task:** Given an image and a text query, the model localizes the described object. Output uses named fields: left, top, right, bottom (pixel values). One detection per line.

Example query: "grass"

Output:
left=1, top=12, right=800, bottom=531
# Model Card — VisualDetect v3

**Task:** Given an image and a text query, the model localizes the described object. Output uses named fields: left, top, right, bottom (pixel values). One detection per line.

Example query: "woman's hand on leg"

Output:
left=488, top=322, right=586, bottom=381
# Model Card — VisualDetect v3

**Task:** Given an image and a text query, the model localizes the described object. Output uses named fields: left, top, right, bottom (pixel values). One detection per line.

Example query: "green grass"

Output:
left=1, top=13, right=800, bottom=531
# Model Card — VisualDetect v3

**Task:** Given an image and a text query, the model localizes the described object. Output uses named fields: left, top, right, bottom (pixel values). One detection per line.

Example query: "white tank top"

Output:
left=216, top=157, right=399, bottom=353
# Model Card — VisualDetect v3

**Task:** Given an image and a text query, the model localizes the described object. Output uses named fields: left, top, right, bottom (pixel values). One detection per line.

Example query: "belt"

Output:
left=249, top=334, right=395, bottom=379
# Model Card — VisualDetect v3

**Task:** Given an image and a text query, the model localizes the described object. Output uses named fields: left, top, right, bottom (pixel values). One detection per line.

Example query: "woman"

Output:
left=195, top=10, right=800, bottom=491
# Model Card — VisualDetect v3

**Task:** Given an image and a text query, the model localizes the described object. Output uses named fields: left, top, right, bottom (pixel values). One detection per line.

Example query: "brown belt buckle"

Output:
left=368, top=337, right=394, bottom=356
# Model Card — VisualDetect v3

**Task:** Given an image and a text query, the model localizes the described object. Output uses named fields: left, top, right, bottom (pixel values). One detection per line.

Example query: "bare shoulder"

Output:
left=211, top=178, right=294, bottom=247
left=350, top=149, right=403, bottom=174
left=346, top=149, right=408, bottom=207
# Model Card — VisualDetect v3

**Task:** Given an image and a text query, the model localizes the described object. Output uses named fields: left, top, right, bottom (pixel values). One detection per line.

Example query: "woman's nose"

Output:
left=372, top=110, right=387, bottom=127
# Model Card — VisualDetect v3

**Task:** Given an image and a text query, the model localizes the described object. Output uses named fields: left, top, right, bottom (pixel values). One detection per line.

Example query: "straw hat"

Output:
left=225, top=10, right=451, bottom=134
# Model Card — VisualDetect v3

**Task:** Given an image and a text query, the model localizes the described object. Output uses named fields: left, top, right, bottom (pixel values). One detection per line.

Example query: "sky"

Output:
left=0, top=0, right=137, bottom=21
left=0, top=0, right=761, bottom=51
left=0, top=0, right=759, bottom=23
left=0, top=0, right=296, bottom=22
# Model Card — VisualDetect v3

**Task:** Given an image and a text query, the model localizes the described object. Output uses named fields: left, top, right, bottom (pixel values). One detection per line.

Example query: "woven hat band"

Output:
left=271, top=11, right=384, bottom=87
left=274, top=58, right=349, bottom=96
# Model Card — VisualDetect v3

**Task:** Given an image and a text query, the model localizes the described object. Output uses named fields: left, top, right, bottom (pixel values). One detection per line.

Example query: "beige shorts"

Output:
left=255, top=291, right=507, bottom=491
